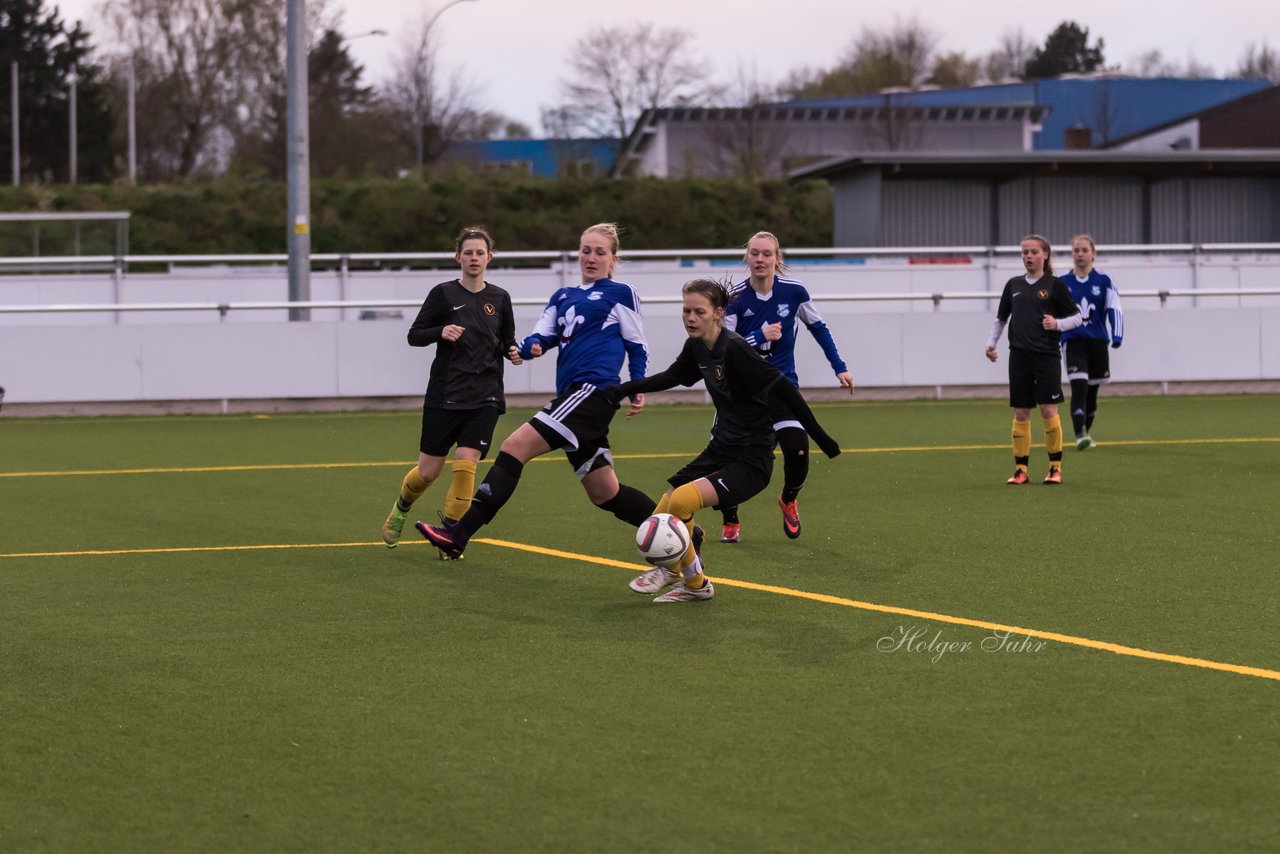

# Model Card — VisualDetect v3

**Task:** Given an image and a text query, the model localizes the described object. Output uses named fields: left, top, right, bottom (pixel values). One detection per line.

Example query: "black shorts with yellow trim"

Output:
left=1008, top=347, right=1064, bottom=408
left=668, top=439, right=775, bottom=509
left=420, top=405, right=502, bottom=458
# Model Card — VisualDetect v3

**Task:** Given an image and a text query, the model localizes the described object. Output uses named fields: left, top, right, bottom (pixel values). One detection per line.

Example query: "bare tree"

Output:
left=1128, top=50, right=1214, bottom=78
left=928, top=52, right=983, bottom=88
left=382, top=6, right=485, bottom=168
left=546, top=22, right=723, bottom=139
left=847, top=17, right=937, bottom=89
left=98, top=0, right=338, bottom=180
left=781, top=17, right=938, bottom=99
left=1236, top=42, right=1279, bottom=83
left=984, top=29, right=1034, bottom=83
left=702, top=64, right=792, bottom=181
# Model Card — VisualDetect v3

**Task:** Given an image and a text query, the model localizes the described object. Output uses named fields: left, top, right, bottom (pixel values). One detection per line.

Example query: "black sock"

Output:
left=598, top=483, right=657, bottom=527
left=1085, top=385, right=1100, bottom=432
left=1069, top=379, right=1088, bottom=436
left=459, top=451, right=523, bottom=534
left=778, top=427, right=810, bottom=504
left=721, top=506, right=739, bottom=525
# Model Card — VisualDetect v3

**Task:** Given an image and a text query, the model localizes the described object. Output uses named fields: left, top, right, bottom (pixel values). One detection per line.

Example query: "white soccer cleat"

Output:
left=629, top=566, right=680, bottom=595
left=1076, top=434, right=1095, bottom=451
left=653, top=580, right=715, bottom=603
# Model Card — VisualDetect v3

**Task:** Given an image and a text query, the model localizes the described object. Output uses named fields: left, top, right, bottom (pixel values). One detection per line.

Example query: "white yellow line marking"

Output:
left=3, top=436, right=1279, bottom=479
left=4, top=536, right=1277, bottom=683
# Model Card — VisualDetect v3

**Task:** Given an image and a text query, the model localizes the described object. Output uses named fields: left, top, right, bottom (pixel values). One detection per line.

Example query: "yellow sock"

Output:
left=666, top=483, right=706, bottom=578
left=1044, top=414, right=1063, bottom=462
left=443, top=459, right=477, bottom=521
left=1012, top=419, right=1031, bottom=468
left=399, top=465, right=430, bottom=507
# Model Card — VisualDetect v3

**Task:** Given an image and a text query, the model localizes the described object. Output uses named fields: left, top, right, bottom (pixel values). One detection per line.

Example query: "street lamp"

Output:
left=286, top=0, right=310, bottom=321
left=414, top=0, right=478, bottom=167
left=68, top=69, right=77, bottom=186
left=9, top=62, right=18, bottom=186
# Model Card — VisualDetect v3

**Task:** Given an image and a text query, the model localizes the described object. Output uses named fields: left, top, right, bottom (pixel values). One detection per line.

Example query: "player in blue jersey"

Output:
left=717, top=231, right=853, bottom=543
left=416, top=223, right=657, bottom=559
left=1059, top=234, right=1124, bottom=450
left=985, top=235, right=1082, bottom=485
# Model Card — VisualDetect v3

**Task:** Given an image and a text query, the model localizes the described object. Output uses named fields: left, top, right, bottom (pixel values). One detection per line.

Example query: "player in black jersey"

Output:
left=381, top=226, right=523, bottom=550
left=606, top=279, right=841, bottom=603
left=985, top=235, right=1082, bottom=485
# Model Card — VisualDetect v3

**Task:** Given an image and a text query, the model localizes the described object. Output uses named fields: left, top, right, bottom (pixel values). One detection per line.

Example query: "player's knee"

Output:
left=666, top=482, right=705, bottom=521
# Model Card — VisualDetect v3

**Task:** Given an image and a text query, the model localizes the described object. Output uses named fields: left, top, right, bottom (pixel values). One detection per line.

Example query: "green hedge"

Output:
left=0, top=176, right=832, bottom=256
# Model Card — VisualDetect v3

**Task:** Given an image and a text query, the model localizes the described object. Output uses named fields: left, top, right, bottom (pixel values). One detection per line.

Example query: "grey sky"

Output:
left=52, top=0, right=1271, bottom=132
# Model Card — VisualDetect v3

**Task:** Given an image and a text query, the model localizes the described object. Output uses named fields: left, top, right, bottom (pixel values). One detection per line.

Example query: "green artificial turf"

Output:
left=2, top=396, right=1278, bottom=851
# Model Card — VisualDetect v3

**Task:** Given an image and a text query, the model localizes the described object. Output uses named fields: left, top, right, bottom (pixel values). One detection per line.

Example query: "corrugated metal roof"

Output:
left=793, top=148, right=1280, bottom=180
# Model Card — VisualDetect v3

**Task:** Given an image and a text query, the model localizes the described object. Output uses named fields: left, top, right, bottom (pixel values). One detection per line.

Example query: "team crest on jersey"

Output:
left=777, top=305, right=791, bottom=318
left=1038, top=289, right=1048, bottom=300
left=588, top=291, right=603, bottom=300
left=714, top=364, right=723, bottom=381
left=1091, top=286, right=1101, bottom=296
left=483, top=303, right=496, bottom=315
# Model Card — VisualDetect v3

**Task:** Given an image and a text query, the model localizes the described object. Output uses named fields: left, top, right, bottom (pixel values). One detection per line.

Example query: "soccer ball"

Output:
left=635, top=513, right=691, bottom=567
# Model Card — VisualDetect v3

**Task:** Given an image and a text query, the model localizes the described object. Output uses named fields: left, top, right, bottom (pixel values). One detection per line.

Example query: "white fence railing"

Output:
left=3, top=288, right=1280, bottom=319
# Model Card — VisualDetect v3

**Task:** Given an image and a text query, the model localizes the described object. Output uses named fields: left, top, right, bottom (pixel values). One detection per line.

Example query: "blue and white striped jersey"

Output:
left=519, top=278, right=648, bottom=395
left=1059, top=269, right=1124, bottom=346
left=724, top=275, right=847, bottom=387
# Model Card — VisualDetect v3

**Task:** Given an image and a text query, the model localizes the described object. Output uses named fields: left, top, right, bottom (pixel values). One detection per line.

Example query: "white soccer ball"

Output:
left=635, top=513, right=691, bottom=567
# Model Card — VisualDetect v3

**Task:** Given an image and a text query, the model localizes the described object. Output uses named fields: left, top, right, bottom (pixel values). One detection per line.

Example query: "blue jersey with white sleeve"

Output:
left=1059, top=269, right=1123, bottom=346
left=519, top=278, right=648, bottom=395
left=723, top=275, right=848, bottom=387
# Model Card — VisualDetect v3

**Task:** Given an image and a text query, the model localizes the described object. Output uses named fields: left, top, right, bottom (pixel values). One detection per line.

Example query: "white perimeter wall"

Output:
left=2, top=257, right=1279, bottom=405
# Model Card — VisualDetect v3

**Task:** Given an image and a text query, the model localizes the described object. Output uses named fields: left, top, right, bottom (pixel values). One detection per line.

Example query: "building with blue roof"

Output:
left=614, top=77, right=1273, bottom=178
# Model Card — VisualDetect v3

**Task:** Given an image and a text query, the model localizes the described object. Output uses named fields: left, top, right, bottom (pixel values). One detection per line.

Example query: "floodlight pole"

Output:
left=414, top=0, right=478, bottom=168
left=11, top=61, right=19, bottom=186
left=286, top=0, right=310, bottom=321
left=127, top=59, right=137, bottom=183
left=68, top=70, right=78, bottom=186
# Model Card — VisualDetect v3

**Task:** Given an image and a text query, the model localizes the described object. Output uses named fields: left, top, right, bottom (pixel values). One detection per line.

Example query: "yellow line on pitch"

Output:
left=479, top=538, right=1280, bottom=683
left=4, top=436, right=1280, bottom=478
left=4, top=534, right=1279, bottom=682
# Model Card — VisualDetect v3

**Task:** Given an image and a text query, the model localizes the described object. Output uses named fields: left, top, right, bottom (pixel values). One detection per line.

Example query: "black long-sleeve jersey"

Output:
left=408, top=279, right=517, bottom=411
left=616, top=329, right=840, bottom=458
left=995, top=275, right=1080, bottom=354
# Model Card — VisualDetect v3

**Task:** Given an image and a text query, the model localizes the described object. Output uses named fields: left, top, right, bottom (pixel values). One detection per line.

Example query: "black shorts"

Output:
left=1008, top=348, right=1064, bottom=408
left=668, top=439, right=775, bottom=509
left=1063, top=338, right=1111, bottom=384
left=529, top=383, right=620, bottom=481
left=420, top=406, right=502, bottom=458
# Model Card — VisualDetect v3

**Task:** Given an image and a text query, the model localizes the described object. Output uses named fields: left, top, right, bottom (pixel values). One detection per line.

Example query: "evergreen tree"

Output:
left=1025, top=22, right=1106, bottom=78
left=0, top=0, right=116, bottom=183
